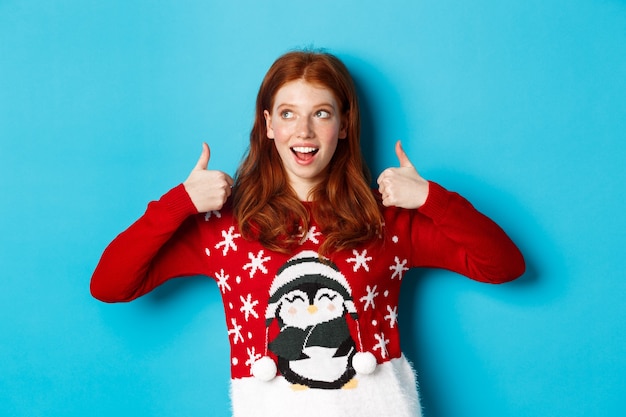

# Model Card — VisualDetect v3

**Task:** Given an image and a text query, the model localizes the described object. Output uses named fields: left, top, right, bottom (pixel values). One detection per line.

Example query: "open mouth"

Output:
left=291, top=146, right=319, bottom=161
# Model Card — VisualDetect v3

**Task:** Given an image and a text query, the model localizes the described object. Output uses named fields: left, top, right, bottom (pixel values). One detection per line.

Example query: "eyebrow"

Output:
left=275, top=102, right=337, bottom=110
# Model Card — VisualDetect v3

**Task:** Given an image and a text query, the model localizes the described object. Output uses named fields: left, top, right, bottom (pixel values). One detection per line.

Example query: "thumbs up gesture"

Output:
left=377, top=141, right=429, bottom=209
left=183, top=143, right=234, bottom=213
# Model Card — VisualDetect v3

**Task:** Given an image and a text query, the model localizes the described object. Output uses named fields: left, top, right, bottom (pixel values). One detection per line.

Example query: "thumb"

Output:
left=395, top=140, right=413, bottom=168
left=193, top=142, right=211, bottom=171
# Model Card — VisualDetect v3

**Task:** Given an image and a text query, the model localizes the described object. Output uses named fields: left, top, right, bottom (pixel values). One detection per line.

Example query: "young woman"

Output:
left=91, top=50, right=525, bottom=417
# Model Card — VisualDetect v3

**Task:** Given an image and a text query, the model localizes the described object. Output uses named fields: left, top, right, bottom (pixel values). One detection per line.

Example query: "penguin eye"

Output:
left=285, top=294, right=306, bottom=303
left=317, top=293, right=337, bottom=302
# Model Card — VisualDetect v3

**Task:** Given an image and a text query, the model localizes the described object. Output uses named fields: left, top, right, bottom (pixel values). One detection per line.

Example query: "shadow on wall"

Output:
left=341, top=53, right=410, bottom=182
left=342, top=52, right=562, bottom=417
left=396, top=178, right=560, bottom=417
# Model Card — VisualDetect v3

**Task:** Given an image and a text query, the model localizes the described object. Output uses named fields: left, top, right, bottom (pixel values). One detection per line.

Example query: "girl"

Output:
left=91, top=50, right=525, bottom=417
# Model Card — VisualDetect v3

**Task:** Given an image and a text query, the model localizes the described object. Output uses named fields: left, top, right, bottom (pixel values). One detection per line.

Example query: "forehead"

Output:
left=272, top=79, right=339, bottom=109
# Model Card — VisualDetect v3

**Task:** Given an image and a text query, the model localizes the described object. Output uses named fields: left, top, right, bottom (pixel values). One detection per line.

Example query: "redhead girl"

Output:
left=91, top=50, right=524, bottom=417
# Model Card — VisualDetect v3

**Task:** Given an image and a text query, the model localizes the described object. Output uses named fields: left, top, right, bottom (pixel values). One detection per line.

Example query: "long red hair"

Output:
left=233, top=50, right=384, bottom=255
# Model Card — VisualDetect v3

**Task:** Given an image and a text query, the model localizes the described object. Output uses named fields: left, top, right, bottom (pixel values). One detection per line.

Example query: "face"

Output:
left=264, top=79, right=347, bottom=200
left=278, top=287, right=345, bottom=329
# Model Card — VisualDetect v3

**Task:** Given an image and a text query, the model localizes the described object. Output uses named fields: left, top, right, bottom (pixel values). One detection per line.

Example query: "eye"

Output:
left=317, top=292, right=337, bottom=302
left=285, top=294, right=306, bottom=303
left=280, top=110, right=294, bottom=119
left=315, top=110, right=331, bottom=118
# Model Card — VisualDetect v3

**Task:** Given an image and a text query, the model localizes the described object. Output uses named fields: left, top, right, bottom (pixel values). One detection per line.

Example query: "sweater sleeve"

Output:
left=410, top=181, right=525, bottom=283
left=90, top=184, right=209, bottom=302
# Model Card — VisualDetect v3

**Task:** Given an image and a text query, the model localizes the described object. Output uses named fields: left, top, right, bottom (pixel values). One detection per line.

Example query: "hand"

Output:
left=377, top=141, right=429, bottom=209
left=183, top=143, right=234, bottom=212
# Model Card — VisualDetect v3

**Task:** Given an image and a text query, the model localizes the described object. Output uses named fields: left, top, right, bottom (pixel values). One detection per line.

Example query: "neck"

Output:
left=289, top=179, right=319, bottom=202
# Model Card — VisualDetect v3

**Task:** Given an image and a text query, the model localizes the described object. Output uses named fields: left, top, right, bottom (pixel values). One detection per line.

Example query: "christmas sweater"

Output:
left=91, top=181, right=525, bottom=417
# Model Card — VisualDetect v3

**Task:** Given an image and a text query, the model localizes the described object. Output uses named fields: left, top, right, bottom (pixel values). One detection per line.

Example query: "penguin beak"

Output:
left=307, top=305, right=318, bottom=314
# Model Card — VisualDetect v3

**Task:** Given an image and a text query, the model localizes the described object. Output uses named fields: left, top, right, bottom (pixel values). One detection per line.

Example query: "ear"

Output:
left=338, top=115, right=348, bottom=139
left=263, top=110, right=275, bottom=139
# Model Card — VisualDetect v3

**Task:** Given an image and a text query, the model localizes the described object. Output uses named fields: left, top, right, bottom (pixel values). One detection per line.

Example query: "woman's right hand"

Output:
left=183, top=143, right=234, bottom=213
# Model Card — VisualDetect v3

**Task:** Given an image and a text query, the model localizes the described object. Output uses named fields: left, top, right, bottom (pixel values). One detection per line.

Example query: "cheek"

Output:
left=271, top=123, right=293, bottom=141
left=288, top=306, right=298, bottom=315
left=327, top=304, right=336, bottom=312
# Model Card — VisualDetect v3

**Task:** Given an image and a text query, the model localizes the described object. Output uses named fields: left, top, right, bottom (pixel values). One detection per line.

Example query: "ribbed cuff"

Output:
left=158, top=183, right=199, bottom=224
left=417, top=181, right=450, bottom=222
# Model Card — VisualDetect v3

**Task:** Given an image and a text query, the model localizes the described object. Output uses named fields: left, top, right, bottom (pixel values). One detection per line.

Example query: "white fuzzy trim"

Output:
left=230, top=355, right=421, bottom=417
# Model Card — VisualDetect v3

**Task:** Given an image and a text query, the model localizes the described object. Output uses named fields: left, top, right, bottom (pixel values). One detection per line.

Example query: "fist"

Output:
left=183, top=143, right=234, bottom=212
left=377, top=141, right=429, bottom=209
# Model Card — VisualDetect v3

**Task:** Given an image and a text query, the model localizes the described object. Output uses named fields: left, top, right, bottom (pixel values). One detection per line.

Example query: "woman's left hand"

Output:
left=377, top=141, right=429, bottom=209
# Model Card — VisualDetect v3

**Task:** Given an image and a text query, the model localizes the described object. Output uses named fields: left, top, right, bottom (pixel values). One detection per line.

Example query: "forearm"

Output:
left=90, top=184, right=202, bottom=302
left=414, top=182, right=525, bottom=283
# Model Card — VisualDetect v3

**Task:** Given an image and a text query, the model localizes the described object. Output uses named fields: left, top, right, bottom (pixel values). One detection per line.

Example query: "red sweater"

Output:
left=91, top=181, right=524, bottom=382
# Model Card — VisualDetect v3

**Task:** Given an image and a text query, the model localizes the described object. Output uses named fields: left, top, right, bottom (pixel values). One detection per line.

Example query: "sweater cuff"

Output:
left=417, top=181, right=450, bottom=222
left=157, top=183, right=199, bottom=224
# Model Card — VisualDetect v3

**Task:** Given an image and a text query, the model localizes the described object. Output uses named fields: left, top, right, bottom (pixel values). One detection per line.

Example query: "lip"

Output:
left=290, top=145, right=319, bottom=165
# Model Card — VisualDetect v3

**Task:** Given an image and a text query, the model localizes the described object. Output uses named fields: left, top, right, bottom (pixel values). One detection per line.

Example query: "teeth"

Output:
left=292, top=147, right=317, bottom=153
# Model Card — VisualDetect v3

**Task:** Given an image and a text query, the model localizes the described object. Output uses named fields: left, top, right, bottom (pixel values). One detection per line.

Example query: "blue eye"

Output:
left=315, top=110, right=331, bottom=118
left=281, top=110, right=294, bottom=119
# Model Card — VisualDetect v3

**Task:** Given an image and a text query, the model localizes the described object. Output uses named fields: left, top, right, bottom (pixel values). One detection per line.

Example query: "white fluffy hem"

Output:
left=230, top=355, right=422, bottom=417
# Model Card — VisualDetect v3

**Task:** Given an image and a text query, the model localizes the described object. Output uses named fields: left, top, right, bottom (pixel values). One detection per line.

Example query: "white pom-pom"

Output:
left=251, top=356, right=277, bottom=381
left=352, top=351, right=377, bottom=375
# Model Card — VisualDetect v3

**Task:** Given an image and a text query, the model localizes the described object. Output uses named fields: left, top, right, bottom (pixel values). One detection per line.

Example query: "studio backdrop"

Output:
left=1, top=1, right=625, bottom=416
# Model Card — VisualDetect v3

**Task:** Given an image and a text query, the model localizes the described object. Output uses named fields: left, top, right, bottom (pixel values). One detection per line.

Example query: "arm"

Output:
left=90, top=185, right=205, bottom=302
left=90, top=143, right=234, bottom=302
left=378, top=141, right=525, bottom=283
left=412, top=182, right=525, bottom=283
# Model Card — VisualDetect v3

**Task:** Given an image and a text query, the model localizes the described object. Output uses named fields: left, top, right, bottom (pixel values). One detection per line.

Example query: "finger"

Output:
left=395, top=140, right=413, bottom=168
left=193, top=142, right=211, bottom=171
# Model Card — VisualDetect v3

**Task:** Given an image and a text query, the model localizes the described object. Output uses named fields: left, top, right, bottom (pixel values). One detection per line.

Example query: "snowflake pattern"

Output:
left=299, top=226, right=322, bottom=245
left=373, top=332, right=390, bottom=359
left=242, top=250, right=270, bottom=278
left=389, top=256, right=409, bottom=280
left=239, top=293, right=259, bottom=322
left=384, top=305, right=398, bottom=328
left=204, top=210, right=222, bottom=221
left=227, top=318, right=244, bottom=345
left=215, top=269, right=231, bottom=293
left=245, top=346, right=262, bottom=371
left=346, top=249, right=372, bottom=272
left=359, top=285, right=379, bottom=311
left=199, top=206, right=422, bottom=380
left=215, top=226, right=241, bottom=256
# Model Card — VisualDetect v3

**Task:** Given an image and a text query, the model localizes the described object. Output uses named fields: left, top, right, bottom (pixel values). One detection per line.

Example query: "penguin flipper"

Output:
left=333, top=337, right=356, bottom=358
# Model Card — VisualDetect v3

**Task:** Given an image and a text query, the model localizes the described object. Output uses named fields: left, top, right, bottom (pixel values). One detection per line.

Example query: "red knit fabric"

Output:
left=91, top=181, right=524, bottom=380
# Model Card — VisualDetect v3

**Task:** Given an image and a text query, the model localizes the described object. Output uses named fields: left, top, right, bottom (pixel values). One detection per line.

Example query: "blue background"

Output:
left=2, top=0, right=625, bottom=416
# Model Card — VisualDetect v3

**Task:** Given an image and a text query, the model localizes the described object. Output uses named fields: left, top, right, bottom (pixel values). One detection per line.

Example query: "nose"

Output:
left=296, top=116, right=314, bottom=138
left=307, top=305, right=318, bottom=314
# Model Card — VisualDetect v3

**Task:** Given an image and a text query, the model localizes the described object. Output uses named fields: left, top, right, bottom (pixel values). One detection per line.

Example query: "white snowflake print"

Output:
left=359, top=285, right=379, bottom=311
left=228, top=318, right=244, bottom=345
left=215, top=226, right=241, bottom=256
left=239, top=293, right=260, bottom=321
left=389, top=256, right=409, bottom=280
left=373, top=332, right=390, bottom=359
left=346, top=249, right=372, bottom=272
left=384, top=305, right=398, bottom=328
left=299, top=226, right=322, bottom=245
left=204, top=210, right=222, bottom=221
left=245, top=346, right=262, bottom=371
left=215, top=269, right=231, bottom=293
left=242, top=250, right=270, bottom=278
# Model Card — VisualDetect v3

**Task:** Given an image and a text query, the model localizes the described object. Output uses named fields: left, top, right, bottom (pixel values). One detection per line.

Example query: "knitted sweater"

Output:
left=91, top=181, right=524, bottom=417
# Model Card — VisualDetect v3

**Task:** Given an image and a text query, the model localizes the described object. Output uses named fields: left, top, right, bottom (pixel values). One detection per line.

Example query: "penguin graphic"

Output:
left=263, top=251, right=361, bottom=390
